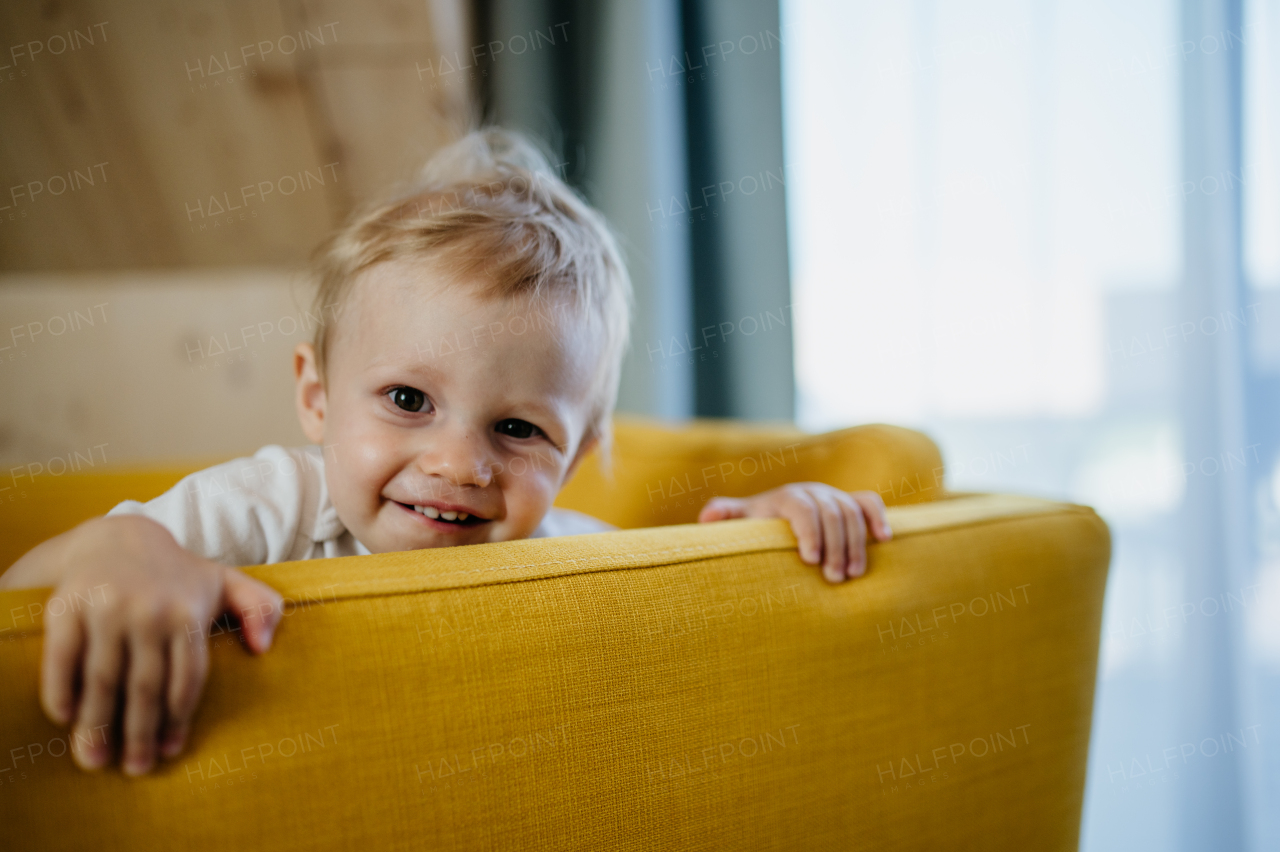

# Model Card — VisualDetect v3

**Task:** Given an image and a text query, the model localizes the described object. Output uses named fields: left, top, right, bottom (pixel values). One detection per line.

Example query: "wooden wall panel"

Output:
left=0, top=270, right=311, bottom=467
left=0, top=0, right=474, bottom=270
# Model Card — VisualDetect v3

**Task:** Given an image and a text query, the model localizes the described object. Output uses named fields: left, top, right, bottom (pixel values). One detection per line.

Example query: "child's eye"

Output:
left=388, top=386, right=428, bottom=412
left=495, top=419, right=541, bottom=439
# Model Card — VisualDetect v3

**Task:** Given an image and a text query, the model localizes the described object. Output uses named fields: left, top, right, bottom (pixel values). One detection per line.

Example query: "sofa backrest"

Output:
left=0, top=494, right=1110, bottom=850
left=0, top=418, right=946, bottom=569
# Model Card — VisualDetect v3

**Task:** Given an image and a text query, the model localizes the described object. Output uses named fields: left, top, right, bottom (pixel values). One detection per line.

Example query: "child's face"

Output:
left=293, top=258, right=601, bottom=553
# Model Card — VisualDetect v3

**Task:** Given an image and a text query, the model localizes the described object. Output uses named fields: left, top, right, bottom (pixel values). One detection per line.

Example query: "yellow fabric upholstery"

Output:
left=0, top=420, right=1109, bottom=850
left=555, top=417, right=946, bottom=528
left=0, top=417, right=945, bottom=569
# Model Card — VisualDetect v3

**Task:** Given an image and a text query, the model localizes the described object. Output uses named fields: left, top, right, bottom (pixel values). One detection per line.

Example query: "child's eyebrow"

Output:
left=362, top=353, right=447, bottom=380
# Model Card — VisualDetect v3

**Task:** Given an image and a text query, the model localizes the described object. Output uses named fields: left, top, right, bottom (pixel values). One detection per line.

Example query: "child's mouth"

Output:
left=396, top=502, right=487, bottom=527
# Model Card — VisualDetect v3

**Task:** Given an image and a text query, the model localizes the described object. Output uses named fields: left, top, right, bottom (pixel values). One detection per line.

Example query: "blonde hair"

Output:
left=310, top=127, right=632, bottom=456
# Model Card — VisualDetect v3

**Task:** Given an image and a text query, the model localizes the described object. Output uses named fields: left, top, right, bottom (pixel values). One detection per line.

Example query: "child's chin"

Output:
left=392, top=526, right=486, bottom=549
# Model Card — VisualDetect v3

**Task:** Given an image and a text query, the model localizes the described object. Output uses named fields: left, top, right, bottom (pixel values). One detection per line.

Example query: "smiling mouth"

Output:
left=395, top=501, right=488, bottom=526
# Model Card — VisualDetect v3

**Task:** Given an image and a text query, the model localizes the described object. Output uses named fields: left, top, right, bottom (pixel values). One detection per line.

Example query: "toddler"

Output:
left=0, top=129, right=890, bottom=777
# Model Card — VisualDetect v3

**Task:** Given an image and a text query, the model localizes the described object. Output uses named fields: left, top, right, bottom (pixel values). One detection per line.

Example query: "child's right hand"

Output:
left=4, top=515, right=282, bottom=776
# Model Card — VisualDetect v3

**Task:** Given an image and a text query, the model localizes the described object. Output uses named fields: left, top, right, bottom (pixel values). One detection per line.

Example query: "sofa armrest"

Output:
left=555, top=417, right=948, bottom=528
left=0, top=494, right=1109, bottom=851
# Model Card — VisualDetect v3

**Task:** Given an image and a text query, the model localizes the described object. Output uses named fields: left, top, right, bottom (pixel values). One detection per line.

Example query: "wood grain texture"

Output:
left=0, top=0, right=473, bottom=269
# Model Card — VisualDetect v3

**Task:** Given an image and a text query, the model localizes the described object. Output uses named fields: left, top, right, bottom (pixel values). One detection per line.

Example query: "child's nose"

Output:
left=413, top=430, right=495, bottom=488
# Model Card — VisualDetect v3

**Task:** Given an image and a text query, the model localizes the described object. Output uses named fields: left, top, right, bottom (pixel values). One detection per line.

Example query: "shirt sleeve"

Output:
left=530, top=507, right=617, bottom=538
left=105, top=446, right=326, bottom=567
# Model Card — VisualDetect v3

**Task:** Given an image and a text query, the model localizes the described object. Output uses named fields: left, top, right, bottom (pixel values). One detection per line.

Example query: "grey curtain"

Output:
left=476, top=0, right=794, bottom=422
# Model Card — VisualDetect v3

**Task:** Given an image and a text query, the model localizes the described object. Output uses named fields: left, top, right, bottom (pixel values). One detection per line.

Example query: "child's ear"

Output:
left=294, top=343, right=327, bottom=444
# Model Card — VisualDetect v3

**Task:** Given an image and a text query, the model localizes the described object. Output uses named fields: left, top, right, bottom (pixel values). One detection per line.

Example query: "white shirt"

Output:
left=106, top=445, right=614, bottom=567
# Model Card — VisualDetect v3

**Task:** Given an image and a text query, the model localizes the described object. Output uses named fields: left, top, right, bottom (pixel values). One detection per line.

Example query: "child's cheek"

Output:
left=502, top=465, right=561, bottom=537
left=326, top=424, right=399, bottom=526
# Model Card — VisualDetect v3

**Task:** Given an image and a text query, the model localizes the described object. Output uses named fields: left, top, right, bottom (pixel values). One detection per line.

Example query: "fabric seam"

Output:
left=257, top=502, right=1097, bottom=604
left=0, top=501, right=1101, bottom=636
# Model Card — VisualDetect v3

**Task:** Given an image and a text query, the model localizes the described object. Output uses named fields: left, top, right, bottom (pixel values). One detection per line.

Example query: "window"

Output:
left=783, top=1, right=1279, bottom=848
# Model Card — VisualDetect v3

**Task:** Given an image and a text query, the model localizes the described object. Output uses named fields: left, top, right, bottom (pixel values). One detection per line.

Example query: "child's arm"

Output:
left=698, top=484, right=892, bottom=583
left=0, top=515, right=282, bottom=776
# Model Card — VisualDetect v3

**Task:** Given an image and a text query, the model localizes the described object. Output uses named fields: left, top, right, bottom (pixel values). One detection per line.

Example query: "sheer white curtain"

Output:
left=781, top=0, right=1279, bottom=848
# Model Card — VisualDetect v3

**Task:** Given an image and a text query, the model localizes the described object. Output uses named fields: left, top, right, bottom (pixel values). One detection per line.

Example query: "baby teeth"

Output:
left=415, top=505, right=472, bottom=522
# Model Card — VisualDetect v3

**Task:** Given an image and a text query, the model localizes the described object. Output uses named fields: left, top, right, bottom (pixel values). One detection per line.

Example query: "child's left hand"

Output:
left=698, top=484, right=891, bottom=584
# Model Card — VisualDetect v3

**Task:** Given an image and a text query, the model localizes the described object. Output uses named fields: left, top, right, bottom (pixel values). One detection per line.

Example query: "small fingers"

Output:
left=40, top=598, right=85, bottom=728
left=698, top=496, right=747, bottom=523
left=161, top=629, right=209, bottom=759
left=777, top=488, right=823, bottom=568
left=221, top=568, right=283, bottom=655
left=837, top=493, right=869, bottom=578
left=121, top=636, right=167, bottom=776
left=72, top=629, right=124, bottom=771
left=815, top=493, right=848, bottom=584
left=850, top=490, right=891, bottom=541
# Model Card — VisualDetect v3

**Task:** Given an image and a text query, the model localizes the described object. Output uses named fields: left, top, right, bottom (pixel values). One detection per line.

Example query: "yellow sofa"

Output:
left=0, top=418, right=1110, bottom=850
